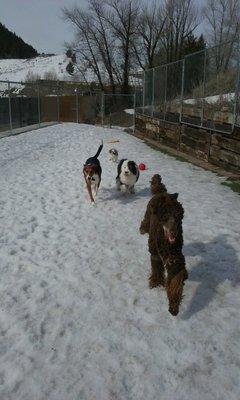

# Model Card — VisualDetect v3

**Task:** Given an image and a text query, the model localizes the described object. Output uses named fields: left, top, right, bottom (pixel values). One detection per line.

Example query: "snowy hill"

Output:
left=0, top=54, right=103, bottom=84
left=0, top=55, right=124, bottom=86
left=0, top=54, right=73, bottom=82
left=0, top=123, right=239, bottom=400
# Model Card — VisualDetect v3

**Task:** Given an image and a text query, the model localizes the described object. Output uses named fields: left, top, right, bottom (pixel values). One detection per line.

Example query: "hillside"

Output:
left=0, top=54, right=72, bottom=82
left=0, top=22, right=38, bottom=59
left=0, top=54, right=106, bottom=84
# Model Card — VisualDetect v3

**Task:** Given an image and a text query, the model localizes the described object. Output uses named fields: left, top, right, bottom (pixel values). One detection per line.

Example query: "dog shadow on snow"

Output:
left=100, top=186, right=150, bottom=204
left=182, top=234, right=240, bottom=320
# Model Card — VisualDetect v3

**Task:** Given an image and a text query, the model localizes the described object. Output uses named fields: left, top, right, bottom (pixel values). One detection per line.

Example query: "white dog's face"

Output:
left=122, top=161, right=130, bottom=175
left=120, top=160, right=138, bottom=186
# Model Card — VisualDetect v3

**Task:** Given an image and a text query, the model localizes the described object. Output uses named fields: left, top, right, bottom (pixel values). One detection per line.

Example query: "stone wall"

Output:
left=135, top=114, right=240, bottom=173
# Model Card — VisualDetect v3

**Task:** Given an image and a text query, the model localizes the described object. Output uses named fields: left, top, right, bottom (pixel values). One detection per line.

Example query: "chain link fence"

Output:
left=0, top=80, right=103, bottom=137
left=2, top=40, right=238, bottom=138
left=139, top=39, right=240, bottom=134
left=0, top=79, right=142, bottom=137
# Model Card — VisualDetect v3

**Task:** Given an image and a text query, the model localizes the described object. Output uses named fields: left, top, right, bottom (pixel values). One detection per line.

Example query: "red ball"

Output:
left=139, top=163, right=146, bottom=171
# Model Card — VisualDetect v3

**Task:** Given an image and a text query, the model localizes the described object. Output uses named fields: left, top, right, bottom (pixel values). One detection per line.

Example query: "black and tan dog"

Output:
left=83, top=141, right=103, bottom=203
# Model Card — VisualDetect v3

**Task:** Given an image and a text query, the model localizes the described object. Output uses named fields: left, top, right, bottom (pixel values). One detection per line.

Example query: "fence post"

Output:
left=133, top=92, right=136, bottom=134
left=8, top=81, right=13, bottom=133
left=143, top=70, right=145, bottom=112
left=180, top=58, right=185, bottom=123
left=101, top=92, right=104, bottom=126
left=201, top=49, right=207, bottom=128
left=164, top=64, right=167, bottom=120
left=151, top=68, right=155, bottom=117
left=37, top=82, right=41, bottom=128
left=76, top=88, right=79, bottom=123
left=207, top=131, right=211, bottom=161
left=57, top=81, right=60, bottom=123
left=233, top=40, right=240, bottom=129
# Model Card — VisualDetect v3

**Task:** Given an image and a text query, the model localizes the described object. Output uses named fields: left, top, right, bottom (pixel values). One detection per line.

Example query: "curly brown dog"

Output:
left=150, top=174, right=167, bottom=195
left=140, top=191, right=188, bottom=316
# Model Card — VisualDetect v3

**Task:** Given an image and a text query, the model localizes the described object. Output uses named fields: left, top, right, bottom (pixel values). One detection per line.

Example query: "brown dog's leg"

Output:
left=166, top=268, right=188, bottom=316
left=149, top=255, right=165, bottom=289
left=85, top=177, right=95, bottom=203
left=96, top=176, right=101, bottom=196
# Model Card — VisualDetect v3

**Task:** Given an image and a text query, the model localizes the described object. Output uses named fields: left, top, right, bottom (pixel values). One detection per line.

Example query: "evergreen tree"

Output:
left=182, top=34, right=206, bottom=57
left=66, top=61, right=74, bottom=75
left=182, top=35, right=206, bottom=96
left=0, top=22, right=38, bottom=59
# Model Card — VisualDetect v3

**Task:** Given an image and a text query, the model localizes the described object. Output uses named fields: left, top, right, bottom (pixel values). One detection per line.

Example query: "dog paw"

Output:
left=87, top=201, right=96, bottom=207
left=120, top=185, right=127, bottom=193
left=149, top=277, right=160, bottom=289
left=149, top=275, right=165, bottom=289
left=168, top=306, right=179, bottom=316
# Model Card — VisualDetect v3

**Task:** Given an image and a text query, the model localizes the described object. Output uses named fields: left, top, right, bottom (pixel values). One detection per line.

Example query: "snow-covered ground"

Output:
left=0, top=123, right=239, bottom=400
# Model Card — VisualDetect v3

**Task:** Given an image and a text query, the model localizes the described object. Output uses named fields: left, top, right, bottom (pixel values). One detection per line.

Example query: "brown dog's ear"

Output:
left=156, top=174, right=162, bottom=183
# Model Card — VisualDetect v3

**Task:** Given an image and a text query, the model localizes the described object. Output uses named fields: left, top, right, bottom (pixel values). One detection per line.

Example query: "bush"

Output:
left=25, top=70, right=41, bottom=82
left=192, top=69, right=236, bottom=99
left=43, top=70, right=58, bottom=81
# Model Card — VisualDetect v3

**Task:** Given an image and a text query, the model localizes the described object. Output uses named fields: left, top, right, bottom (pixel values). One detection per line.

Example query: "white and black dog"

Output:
left=109, top=148, right=118, bottom=163
left=116, top=159, right=139, bottom=194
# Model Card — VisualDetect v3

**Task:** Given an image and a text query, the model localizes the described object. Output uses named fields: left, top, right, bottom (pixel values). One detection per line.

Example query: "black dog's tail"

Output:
left=94, top=140, right=103, bottom=159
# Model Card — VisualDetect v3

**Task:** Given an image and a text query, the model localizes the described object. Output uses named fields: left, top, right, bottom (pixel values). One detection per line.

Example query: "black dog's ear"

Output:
left=170, top=193, right=179, bottom=200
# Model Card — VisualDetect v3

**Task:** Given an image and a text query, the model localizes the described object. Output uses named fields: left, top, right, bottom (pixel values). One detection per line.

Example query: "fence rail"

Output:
left=138, top=40, right=240, bottom=134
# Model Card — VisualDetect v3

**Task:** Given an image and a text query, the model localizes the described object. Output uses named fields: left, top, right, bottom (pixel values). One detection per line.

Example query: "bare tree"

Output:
left=88, top=0, right=119, bottom=92
left=105, top=0, right=140, bottom=93
left=161, top=0, right=200, bottom=63
left=203, top=0, right=240, bottom=70
left=63, top=0, right=139, bottom=93
left=133, top=1, right=166, bottom=69
left=63, top=5, right=106, bottom=90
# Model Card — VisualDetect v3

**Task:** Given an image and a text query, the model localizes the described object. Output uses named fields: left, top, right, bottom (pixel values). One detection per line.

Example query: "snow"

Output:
left=0, top=55, right=106, bottom=86
left=124, top=108, right=135, bottom=115
left=184, top=92, right=235, bottom=105
left=0, top=55, right=71, bottom=83
left=0, top=123, right=240, bottom=400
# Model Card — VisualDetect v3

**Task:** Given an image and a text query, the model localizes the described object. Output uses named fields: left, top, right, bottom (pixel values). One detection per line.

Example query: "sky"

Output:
left=0, top=0, right=88, bottom=54
left=0, top=0, right=205, bottom=55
